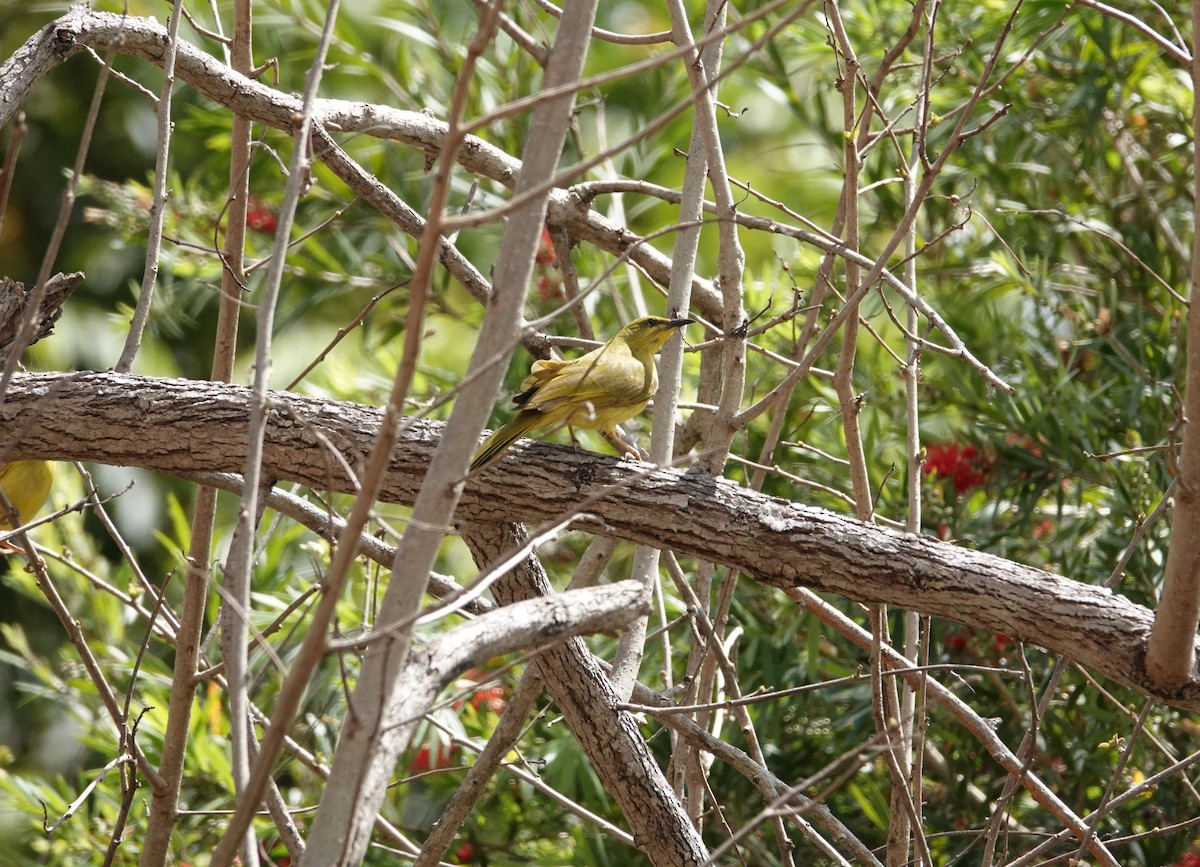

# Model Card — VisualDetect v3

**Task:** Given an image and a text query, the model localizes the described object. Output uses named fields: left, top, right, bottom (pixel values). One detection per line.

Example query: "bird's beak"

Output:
left=666, top=318, right=694, bottom=329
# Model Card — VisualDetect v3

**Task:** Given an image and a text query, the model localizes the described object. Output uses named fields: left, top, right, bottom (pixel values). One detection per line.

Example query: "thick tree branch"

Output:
left=5, top=370, right=1198, bottom=710
left=461, top=521, right=709, bottom=866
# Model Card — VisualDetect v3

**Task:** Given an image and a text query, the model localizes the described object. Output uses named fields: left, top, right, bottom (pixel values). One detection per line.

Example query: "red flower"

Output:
left=246, top=198, right=277, bottom=233
left=537, top=273, right=563, bottom=302
left=470, top=685, right=508, bottom=715
left=536, top=228, right=557, bottom=264
left=924, top=442, right=992, bottom=495
left=409, top=741, right=454, bottom=773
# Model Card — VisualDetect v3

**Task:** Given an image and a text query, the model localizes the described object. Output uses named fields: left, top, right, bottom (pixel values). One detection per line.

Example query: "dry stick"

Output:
left=114, top=0, right=183, bottom=373
left=899, top=78, right=929, bottom=867
left=1145, top=0, right=1200, bottom=691
left=626, top=682, right=882, bottom=866
left=0, top=111, right=26, bottom=238
left=45, top=753, right=134, bottom=835
left=591, top=100, right=648, bottom=315
left=825, top=0, right=873, bottom=520
left=823, top=7, right=919, bottom=865
left=546, top=224, right=593, bottom=339
left=300, top=4, right=608, bottom=863
left=643, top=1, right=756, bottom=852
left=412, top=669, right=545, bottom=867
left=1003, top=745, right=1200, bottom=866
left=679, top=0, right=758, bottom=840
left=208, top=1, right=343, bottom=863
left=283, top=282, right=403, bottom=391
left=664, top=554, right=796, bottom=858
left=608, top=0, right=715, bottom=702
left=466, top=0, right=548, bottom=64
left=790, top=587, right=1119, bottom=867
left=16, top=536, right=159, bottom=786
left=1072, top=0, right=1191, bottom=64
left=747, top=0, right=925, bottom=495
left=74, top=463, right=172, bottom=630
left=141, top=1, right=252, bottom=850
left=1069, top=702, right=1154, bottom=863
left=736, top=2, right=1027, bottom=433
left=896, top=2, right=937, bottom=863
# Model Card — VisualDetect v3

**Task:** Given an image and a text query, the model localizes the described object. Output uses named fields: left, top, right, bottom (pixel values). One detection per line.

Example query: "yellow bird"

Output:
left=0, top=460, right=54, bottom=532
left=472, top=315, right=693, bottom=472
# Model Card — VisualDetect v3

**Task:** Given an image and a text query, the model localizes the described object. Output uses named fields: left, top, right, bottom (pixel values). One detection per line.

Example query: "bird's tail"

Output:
left=471, top=411, right=542, bottom=472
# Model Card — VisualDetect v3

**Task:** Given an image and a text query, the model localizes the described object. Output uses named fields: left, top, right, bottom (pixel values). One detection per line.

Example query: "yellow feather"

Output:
left=0, top=461, right=54, bottom=531
left=472, top=315, right=692, bottom=472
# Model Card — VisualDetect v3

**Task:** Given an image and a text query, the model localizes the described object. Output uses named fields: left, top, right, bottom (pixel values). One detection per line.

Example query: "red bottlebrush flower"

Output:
left=1032, top=519, right=1056, bottom=539
left=409, top=745, right=431, bottom=773
left=924, top=441, right=992, bottom=495
left=536, top=228, right=557, bottom=264
left=945, top=632, right=968, bottom=652
left=924, top=442, right=960, bottom=477
left=409, top=741, right=454, bottom=773
left=246, top=198, right=277, bottom=233
left=470, top=685, right=508, bottom=715
left=1172, top=853, right=1200, bottom=867
left=537, top=273, right=563, bottom=302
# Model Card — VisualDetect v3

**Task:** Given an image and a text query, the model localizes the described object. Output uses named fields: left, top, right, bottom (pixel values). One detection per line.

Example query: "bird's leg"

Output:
left=567, top=425, right=580, bottom=452
left=602, top=429, right=643, bottom=462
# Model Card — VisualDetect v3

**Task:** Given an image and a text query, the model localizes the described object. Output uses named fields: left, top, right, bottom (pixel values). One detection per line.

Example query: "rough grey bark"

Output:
left=462, top=521, right=709, bottom=866
left=5, top=370, right=1198, bottom=710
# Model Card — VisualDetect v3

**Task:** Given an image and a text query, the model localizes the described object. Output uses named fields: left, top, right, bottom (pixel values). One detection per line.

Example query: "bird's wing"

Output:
left=513, top=357, right=570, bottom=405
left=526, top=350, right=652, bottom=412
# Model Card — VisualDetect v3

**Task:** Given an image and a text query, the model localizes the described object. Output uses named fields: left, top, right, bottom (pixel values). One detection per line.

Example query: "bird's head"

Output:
left=613, top=315, right=694, bottom=355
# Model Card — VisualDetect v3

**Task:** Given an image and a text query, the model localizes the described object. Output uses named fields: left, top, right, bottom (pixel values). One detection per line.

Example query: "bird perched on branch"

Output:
left=471, top=315, right=693, bottom=472
left=0, top=460, right=54, bottom=533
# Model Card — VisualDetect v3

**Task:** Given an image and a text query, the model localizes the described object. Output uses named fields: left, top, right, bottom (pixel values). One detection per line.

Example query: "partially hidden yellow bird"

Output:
left=0, top=460, right=54, bottom=532
left=471, top=315, right=693, bottom=472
